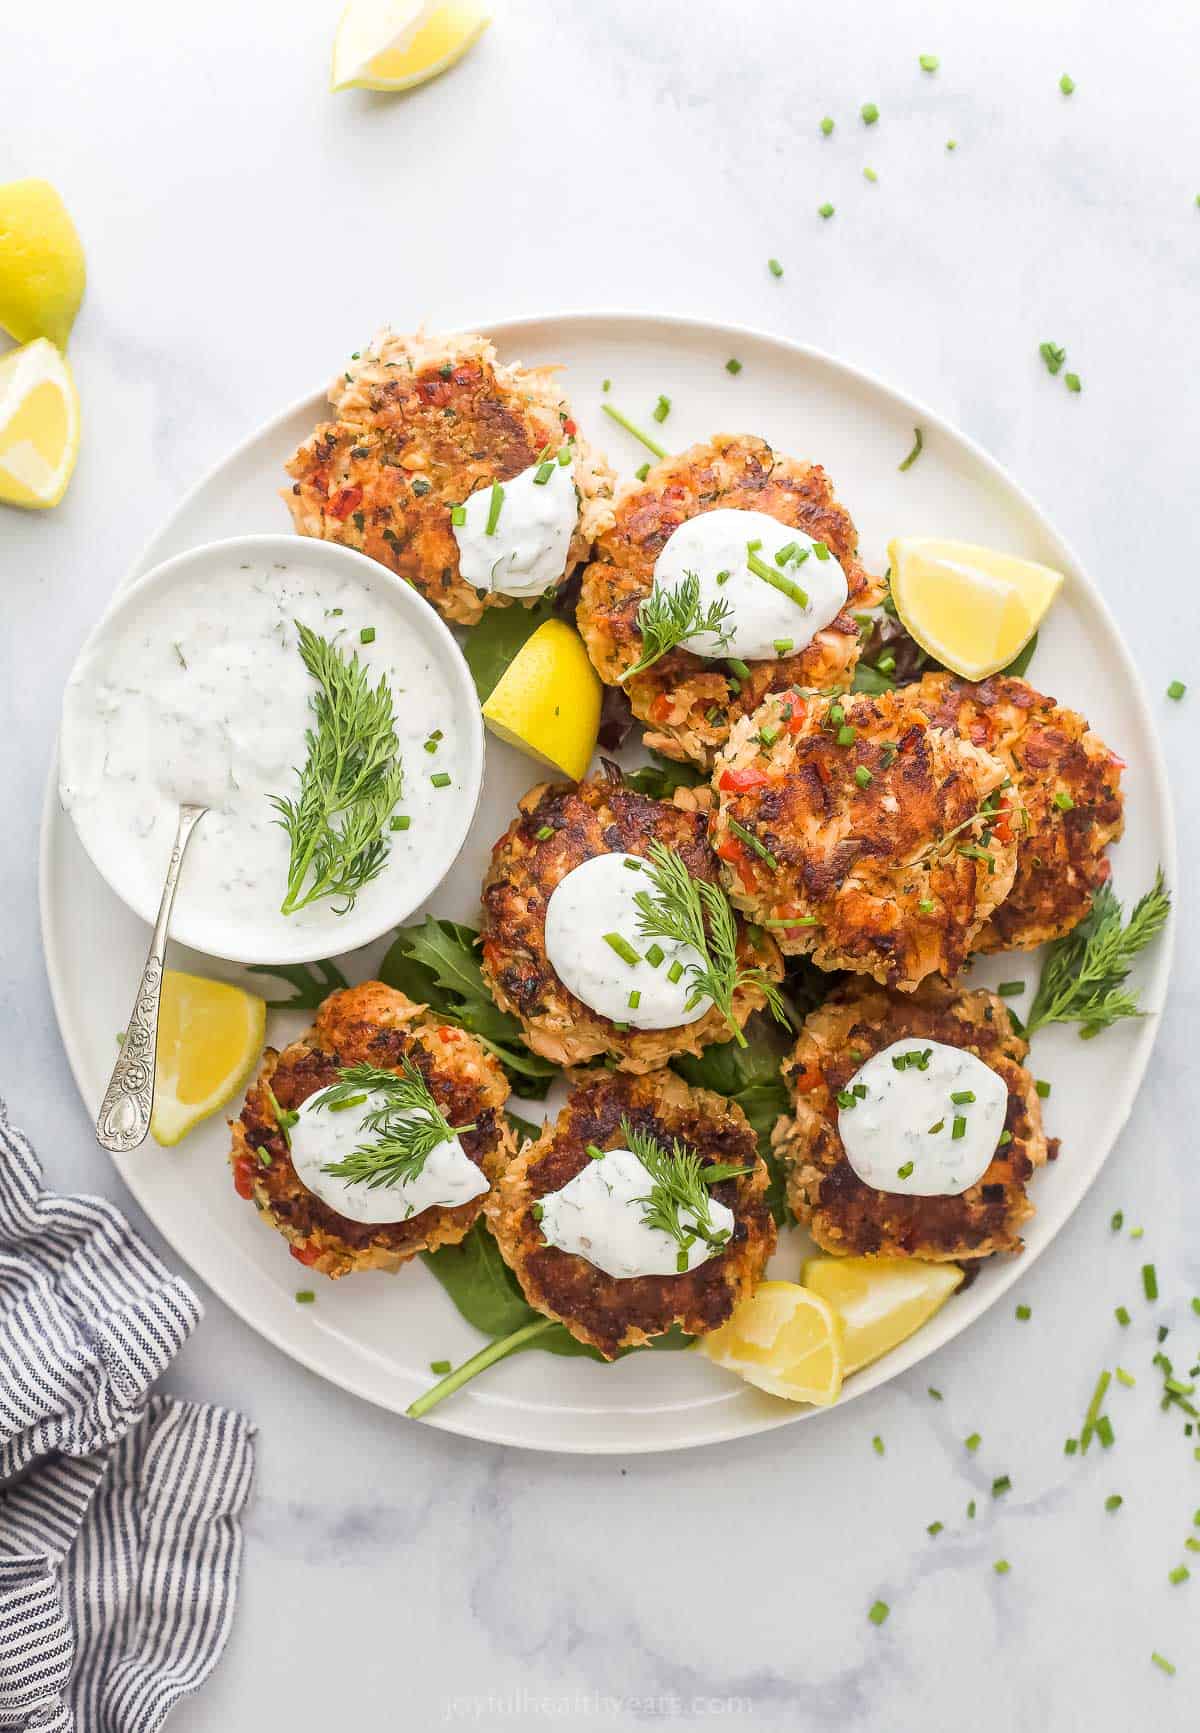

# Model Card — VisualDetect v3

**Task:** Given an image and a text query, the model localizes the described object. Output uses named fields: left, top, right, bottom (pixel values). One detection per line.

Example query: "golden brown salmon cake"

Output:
left=480, top=770, right=783, bottom=1073
left=908, top=673, right=1125, bottom=952
left=709, top=686, right=1018, bottom=990
left=772, top=979, right=1052, bottom=1260
left=485, top=1068, right=775, bottom=1357
left=229, top=982, right=513, bottom=1279
left=283, top=328, right=616, bottom=627
left=576, top=433, right=883, bottom=768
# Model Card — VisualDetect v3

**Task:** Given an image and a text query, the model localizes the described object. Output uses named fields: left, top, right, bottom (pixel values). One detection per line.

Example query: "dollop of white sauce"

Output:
left=538, top=1147, right=735, bottom=1279
left=652, top=506, right=849, bottom=662
left=543, top=852, right=711, bottom=1030
left=452, top=458, right=578, bottom=598
left=288, top=1090, right=488, bottom=1225
left=837, top=1039, right=1009, bottom=1198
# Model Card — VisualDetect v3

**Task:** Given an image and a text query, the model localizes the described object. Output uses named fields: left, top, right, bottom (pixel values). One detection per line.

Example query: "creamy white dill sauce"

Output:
left=543, top=852, right=711, bottom=1030
left=452, top=458, right=578, bottom=598
left=837, top=1039, right=1009, bottom=1198
left=652, top=507, right=848, bottom=662
left=538, top=1147, right=734, bottom=1279
left=288, top=1091, right=487, bottom=1225
left=59, top=556, right=466, bottom=955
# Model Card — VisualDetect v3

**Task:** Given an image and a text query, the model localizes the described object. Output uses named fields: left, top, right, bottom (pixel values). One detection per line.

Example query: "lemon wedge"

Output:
left=0, top=179, right=86, bottom=348
left=331, top=0, right=490, bottom=92
left=150, top=971, right=266, bottom=1147
left=802, top=1256, right=963, bottom=1375
left=481, top=617, right=602, bottom=782
left=0, top=339, right=80, bottom=510
left=889, top=536, right=1064, bottom=681
left=697, top=1281, right=845, bottom=1404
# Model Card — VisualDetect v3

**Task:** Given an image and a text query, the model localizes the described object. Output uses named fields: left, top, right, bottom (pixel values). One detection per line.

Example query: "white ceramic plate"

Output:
left=39, top=312, right=1175, bottom=1453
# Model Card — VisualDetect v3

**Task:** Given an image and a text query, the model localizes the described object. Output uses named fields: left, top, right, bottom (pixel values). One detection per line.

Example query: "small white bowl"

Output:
left=58, top=534, right=484, bottom=965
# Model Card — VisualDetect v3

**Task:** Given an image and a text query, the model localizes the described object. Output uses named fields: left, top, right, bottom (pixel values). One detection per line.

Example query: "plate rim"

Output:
left=38, top=307, right=1178, bottom=1453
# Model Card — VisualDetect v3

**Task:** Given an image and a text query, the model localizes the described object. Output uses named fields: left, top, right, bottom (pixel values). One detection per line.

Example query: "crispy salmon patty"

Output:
left=283, top=328, right=615, bottom=627
left=909, top=672, right=1125, bottom=951
left=577, top=433, right=882, bottom=767
left=710, top=686, right=1018, bottom=990
left=480, top=770, right=783, bottom=1072
left=485, top=1068, right=775, bottom=1357
left=230, top=982, right=513, bottom=1279
left=772, top=979, right=1052, bottom=1261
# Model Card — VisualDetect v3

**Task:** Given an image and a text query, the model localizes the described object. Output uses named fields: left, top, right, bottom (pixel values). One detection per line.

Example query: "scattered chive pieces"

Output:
left=725, top=358, right=743, bottom=375
left=1059, top=72, right=1076, bottom=94
left=652, top=394, right=671, bottom=424
left=667, top=959, right=684, bottom=983
left=1169, top=1565, right=1190, bottom=1586
left=837, top=724, right=857, bottom=747
left=952, top=1115, right=967, bottom=1141
left=728, top=657, right=752, bottom=680
left=927, top=1520, right=944, bottom=1536
left=1143, top=1264, right=1159, bottom=1301
left=928, top=1386, right=943, bottom=1400
left=430, top=771, right=451, bottom=788
left=1035, top=1078, right=1051, bottom=1098
left=1115, top=1306, right=1131, bottom=1326
left=602, top=379, right=611, bottom=392
left=868, top=1600, right=890, bottom=1626
left=773, top=638, right=794, bottom=655
left=967, top=1500, right=976, bottom=1519
left=535, top=824, right=554, bottom=840
left=359, top=626, right=376, bottom=645
left=1193, top=1299, right=1200, bottom=1317
left=430, top=1359, right=451, bottom=1374
left=645, top=943, right=665, bottom=968
left=1111, top=1210, right=1124, bottom=1231
left=861, top=102, right=879, bottom=124
left=295, top=1290, right=315, bottom=1304
left=1167, top=679, right=1186, bottom=701
left=586, top=1144, right=605, bottom=1161
left=919, top=53, right=939, bottom=71
left=602, top=932, right=640, bottom=967
left=532, top=460, right=555, bottom=485
left=451, top=505, right=467, bottom=525
left=1115, top=1367, right=1135, bottom=1387
left=601, top=403, right=668, bottom=459
left=1040, top=341, right=1067, bottom=376
left=965, top=1433, right=981, bottom=1452
left=818, top=202, right=835, bottom=220
left=1130, top=1226, right=1144, bottom=1240
left=863, top=167, right=878, bottom=183
left=768, top=257, right=784, bottom=278
left=993, top=1559, right=1011, bottom=1576
left=485, top=480, right=504, bottom=536
left=998, top=981, right=1025, bottom=997
left=951, top=1089, right=976, bottom=1104
left=1016, top=1304, right=1031, bottom=1321
left=1151, top=1652, right=1176, bottom=1677
left=390, top=814, right=411, bottom=831
left=918, top=898, right=935, bottom=913
left=899, top=428, right=924, bottom=471
left=635, top=462, right=650, bottom=481
left=946, top=138, right=957, bottom=150
left=1053, top=790, right=1075, bottom=810
left=1096, top=1415, right=1115, bottom=1449
left=1065, top=372, right=1082, bottom=393
left=1065, top=1437, right=1079, bottom=1455
left=1105, top=1494, right=1123, bottom=1512
left=820, top=116, right=834, bottom=136
left=992, top=1475, right=1012, bottom=1497
left=855, top=766, right=873, bottom=788
left=872, top=1435, right=885, bottom=1456
left=1081, top=1369, right=1111, bottom=1452
left=628, top=989, right=641, bottom=1009
left=998, top=1130, right=1012, bottom=1145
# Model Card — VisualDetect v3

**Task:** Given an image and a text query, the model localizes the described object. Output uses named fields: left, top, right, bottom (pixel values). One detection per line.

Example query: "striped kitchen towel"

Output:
left=0, top=1100, right=256, bottom=1731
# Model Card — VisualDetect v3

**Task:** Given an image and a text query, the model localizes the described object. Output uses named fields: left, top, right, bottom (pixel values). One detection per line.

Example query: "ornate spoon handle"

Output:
left=95, top=802, right=208, bottom=1154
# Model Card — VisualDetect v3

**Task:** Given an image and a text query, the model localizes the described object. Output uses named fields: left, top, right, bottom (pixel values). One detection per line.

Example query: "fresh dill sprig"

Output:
left=621, top=572, right=733, bottom=682
left=621, top=1116, right=749, bottom=1272
left=271, top=623, right=404, bottom=916
left=632, top=841, right=788, bottom=1046
left=1026, top=871, right=1170, bottom=1038
left=311, top=1058, right=475, bottom=1189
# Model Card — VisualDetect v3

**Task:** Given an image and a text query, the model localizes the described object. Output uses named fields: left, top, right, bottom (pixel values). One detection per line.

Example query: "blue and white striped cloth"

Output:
left=0, top=1100, right=255, bottom=1731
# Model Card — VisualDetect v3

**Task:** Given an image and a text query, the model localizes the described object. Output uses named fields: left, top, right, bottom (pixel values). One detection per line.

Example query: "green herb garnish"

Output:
left=1025, top=872, right=1170, bottom=1037
left=311, top=1057, right=474, bottom=1190
left=601, top=402, right=668, bottom=458
left=622, top=1117, right=748, bottom=1272
left=621, top=571, right=733, bottom=681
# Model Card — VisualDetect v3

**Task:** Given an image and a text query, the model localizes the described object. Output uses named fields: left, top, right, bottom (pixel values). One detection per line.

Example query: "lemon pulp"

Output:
left=889, top=535, right=1063, bottom=681
left=0, top=339, right=80, bottom=509
left=698, top=1281, right=845, bottom=1405
left=150, top=971, right=266, bottom=1147
left=332, top=1, right=490, bottom=92
left=481, top=617, right=601, bottom=782
left=802, top=1256, right=963, bottom=1375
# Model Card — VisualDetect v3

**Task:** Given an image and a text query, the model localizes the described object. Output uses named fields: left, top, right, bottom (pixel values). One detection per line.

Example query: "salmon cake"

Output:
left=230, top=981, right=514, bottom=1279
left=284, top=328, right=616, bottom=627
left=480, top=769, right=784, bottom=1073
left=710, top=686, right=1018, bottom=990
left=772, top=979, right=1052, bottom=1261
left=909, top=672, right=1125, bottom=951
left=577, top=433, right=882, bottom=768
left=485, top=1068, right=775, bottom=1357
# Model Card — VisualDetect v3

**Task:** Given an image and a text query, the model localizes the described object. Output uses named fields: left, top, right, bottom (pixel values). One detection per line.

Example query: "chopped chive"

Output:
left=1111, top=1210, right=1124, bottom=1231
left=557, top=444, right=572, bottom=465
left=628, top=990, right=641, bottom=1009
left=635, top=462, right=651, bottom=481
left=484, top=480, right=504, bottom=536
left=359, top=625, right=376, bottom=645
left=532, top=460, right=555, bottom=485
left=965, top=1432, right=981, bottom=1452
left=1143, top=1264, right=1159, bottom=1301
left=1040, top=341, right=1067, bottom=376
left=863, top=167, right=878, bottom=183
left=1115, top=1367, right=1135, bottom=1387
left=967, top=1500, right=976, bottom=1519
left=993, top=1559, right=1011, bottom=1576
left=1130, top=1226, right=1144, bottom=1240
left=872, top=1434, right=885, bottom=1456
left=1016, top=1304, right=1031, bottom=1320
left=997, top=1130, right=1012, bottom=1146
left=927, top=1520, right=944, bottom=1536
left=837, top=724, right=857, bottom=747
left=820, top=116, right=834, bottom=136
left=952, top=1115, right=967, bottom=1140
left=430, top=771, right=451, bottom=788
left=928, top=1387, right=943, bottom=1400
left=946, top=138, right=958, bottom=150
left=773, top=638, right=794, bottom=655
left=727, top=657, right=752, bottom=680
left=1035, top=1078, right=1051, bottom=1098
left=535, top=824, right=554, bottom=840
left=1065, top=372, right=1082, bottom=393
left=601, top=402, right=668, bottom=459
left=861, top=102, right=879, bottom=124
left=652, top=394, right=671, bottom=424
left=450, top=504, right=467, bottom=525
left=1167, top=679, right=1186, bottom=701
left=919, top=53, right=940, bottom=71
left=602, top=932, right=640, bottom=967
left=429, top=1359, right=451, bottom=1374
left=927, top=1119, right=945, bottom=1135
left=898, top=427, right=924, bottom=471
left=897, top=1160, right=915, bottom=1179
left=951, top=1089, right=976, bottom=1104
left=602, top=379, right=611, bottom=392
left=759, top=724, right=781, bottom=747
left=763, top=916, right=819, bottom=927
left=998, top=981, right=1025, bottom=997
left=818, top=202, right=835, bottom=219
left=1065, top=1437, right=1078, bottom=1455
left=1059, top=72, right=1075, bottom=94
left=855, top=766, right=873, bottom=788
left=623, top=857, right=642, bottom=871
left=877, top=653, right=896, bottom=673
left=725, top=358, right=743, bottom=375
left=586, top=1144, right=605, bottom=1161
left=728, top=817, right=778, bottom=869
left=257, top=1148, right=272, bottom=1167
left=918, top=898, right=935, bottom=913
left=1151, top=1652, right=1176, bottom=1677
left=867, top=1600, right=889, bottom=1626
left=1169, top=1565, right=1190, bottom=1586
left=667, top=959, right=684, bottom=983
left=295, top=1290, right=315, bottom=1304
left=1115, top=1306, right=1131, bottom=1326
left=1081, top=1370, right=1111, bottom=1452
left=1053, top=790, right=1076, bottom=811
left=327, top=1093, right=366, bottom=1113
left=747, top=546, right=809, bottom=608
left=768, top=257, right=784, bottom=278
left=1105, top=1494, right=1123, bottom=1512
left=645, top=943, right=665, bottom=968
left=992, top=1475, right=1012, bottom=1497
left=390, top=814, right=411, bottom=831
left=812, top=542, right=831, bottom=561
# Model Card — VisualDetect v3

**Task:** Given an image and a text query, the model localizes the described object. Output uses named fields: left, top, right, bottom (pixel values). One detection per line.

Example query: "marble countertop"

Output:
left=3, top=0, right=1198, bottom=1725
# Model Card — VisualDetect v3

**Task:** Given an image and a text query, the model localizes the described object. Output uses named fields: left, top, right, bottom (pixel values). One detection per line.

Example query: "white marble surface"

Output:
left=2, top=0, right=1198, bottom=1725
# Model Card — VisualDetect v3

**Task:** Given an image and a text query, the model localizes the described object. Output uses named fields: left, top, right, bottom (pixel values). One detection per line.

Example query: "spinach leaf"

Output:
left=622, top=750, right=706, bottom=799
left=672, top=1013, right=795, bottom=1225
left=380, top=916, right=558, bottom=1095
left=505, top=1108, right=545, bottom=1143
left=462, top=598, right=556, bottom=702
left=1001, top=630, right=1038, bottom=679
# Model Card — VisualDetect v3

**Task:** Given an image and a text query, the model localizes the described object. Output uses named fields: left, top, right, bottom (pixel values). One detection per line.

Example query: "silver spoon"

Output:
left=95, top=803, right=209, bottom=1153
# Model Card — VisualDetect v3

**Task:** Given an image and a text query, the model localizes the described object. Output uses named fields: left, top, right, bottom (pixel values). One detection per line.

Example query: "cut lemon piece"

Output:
left=697, top=1280, right=844, bottom=1404
left=0, top=179, right=86, bottom=348
left=331, top=0, right=490, bottom=92
left=889, top=536, right=1064, bottom=681
left=0, top=339, right=80, bottom=509
left=150, top=971, right=266, bottom=1147
left=802, top=1256, right=963, bottom=1375
left=482, top=617, right=602, bottom=782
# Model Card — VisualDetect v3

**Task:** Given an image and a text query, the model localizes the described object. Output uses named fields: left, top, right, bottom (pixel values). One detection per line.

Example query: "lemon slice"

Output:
left=802, top=1256, right=963, bottom=1375
left=889, top=536, right=1064, bottom=681
left=0, top=339, right=80, bottom=510
left=697, top=1281, right=845, bottom=1404
left=150, top=971, right=266, bottom=1147
left=0, top=179, right=86, bottom=348
left=331, top=0, right=490, bottom=92
left=482, top=617, right=602, bottom=783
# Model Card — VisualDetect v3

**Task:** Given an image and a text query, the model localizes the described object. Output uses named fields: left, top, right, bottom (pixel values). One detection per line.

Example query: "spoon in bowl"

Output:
left=95, top=803, right=209, bottom=1153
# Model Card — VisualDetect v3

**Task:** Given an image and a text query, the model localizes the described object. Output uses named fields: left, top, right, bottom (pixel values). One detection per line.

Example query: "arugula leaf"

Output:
left=1026, top=870, right=1170, bottom=1037
left=1000, top=630, right=1039, bottom=679
left=505, top=1109, right=544, bottom=1144
left=246, top=956, right=350, bottom=1010
left=672, top=1013, right=795, bottom=1225
left=622, top=751, right=706, bottom=799
left=380, top=916, right=558, bottom=1095
left=461, top=598, right=556, bottom=702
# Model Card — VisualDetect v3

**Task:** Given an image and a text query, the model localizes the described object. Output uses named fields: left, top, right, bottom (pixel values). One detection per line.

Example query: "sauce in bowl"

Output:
left=59, top=535, right=484, bottom=963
